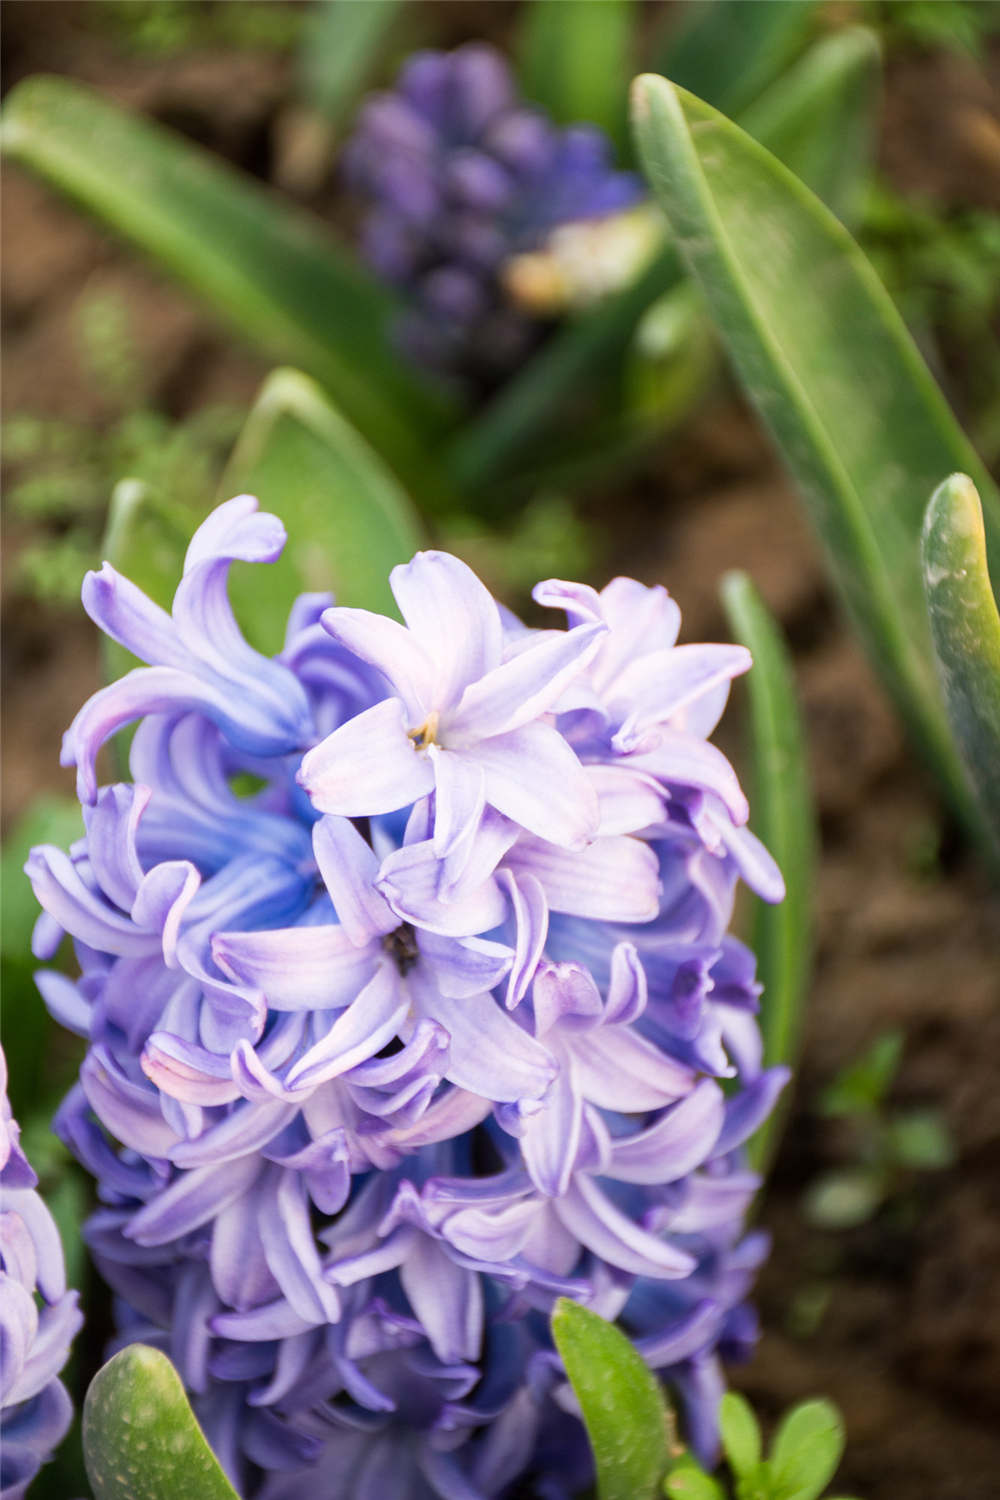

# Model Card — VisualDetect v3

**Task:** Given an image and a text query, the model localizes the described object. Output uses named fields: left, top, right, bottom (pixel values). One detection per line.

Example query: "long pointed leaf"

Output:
left=651, top=0, right=820, bottom=118
left=631, top=73, right=1000, bottom=843
left=83, top=1344, right=239, bottom=1500
left=300, top=0, right=403, bottom=127
left=922, top=474, right=1000, bottom=860
left=0, top=76, right=450, bottom=488
left=519, top=0, right=634, bottom=153
left=551, top=1298, right=671, bottom=1500
left=721, top=572, right=815, bottom=1171
left=220, top=368, right=424, bottom=648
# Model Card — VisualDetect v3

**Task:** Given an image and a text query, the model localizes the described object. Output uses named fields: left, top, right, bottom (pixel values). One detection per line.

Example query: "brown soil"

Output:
left=3, top=5, right=999, bottom=1497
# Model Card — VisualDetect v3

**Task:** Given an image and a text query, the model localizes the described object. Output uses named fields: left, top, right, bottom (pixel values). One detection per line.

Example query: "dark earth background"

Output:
left=3, top=3, right=999, bottom=1496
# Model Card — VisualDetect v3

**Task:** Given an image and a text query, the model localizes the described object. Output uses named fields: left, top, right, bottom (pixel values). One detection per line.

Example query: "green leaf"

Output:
left=738, top=27, right=881, bottom=222
left=819, top=1030, right=903, bottom=1117
left=886, top=1109, right=956, bottom=1171
left=802, top=1168, right=886, bottom=1231
left=551, top=1298, right=671, bottom=1500
left=83, top=1344, right=239, bottom=1500
left=719, top=1391, right=763, bottom=1479
left=219, top=368, right=425, bottom=651
left=652, top=0, right=820, bottom=119
left=300, top=0, right=403, bottom=126
left=0, top=76, right=450, bottom=489
left=99, top=479, right=198, bottom=688
left=922, top=474, right=1000, bottom=857
left=769, top=1398, right=845, bottom=1500
left=664, top=1459, right=726, bottom=1500
left=631, top=74, right=1000, bottom=848
left=720, top=572, right=814, bottom=1172
left=520, top=0, right=634, bottom=152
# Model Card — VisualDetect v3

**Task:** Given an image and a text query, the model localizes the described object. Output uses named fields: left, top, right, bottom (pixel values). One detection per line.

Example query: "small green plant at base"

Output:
left=803, top=1031, right=956, bottom=1230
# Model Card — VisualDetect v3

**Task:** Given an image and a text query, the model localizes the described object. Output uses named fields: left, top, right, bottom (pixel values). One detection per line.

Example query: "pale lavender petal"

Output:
left=212, top=925, right=379, bottom=1011
left=604, top=942, right=647, bottom=1025
left=608, top=1080, right=725, bottom=1184
left=211, top=1193, right=279, bottom=1311
left=24, top=847, right=157, bottom=957
left=285, top=968, right=409, bottom=1092
left=588, top=764, right=666, bottom=835
left=711, top=1067, right=790, bottom=1157
left=376, top=841, right=507, bottom=937
left=447, top=622, right=605, bottom=742
left=497, top=869, right=547, bottom=1010
left=716, top=819, right=786, bottom=903
left=259, top=1169, right=341, bottom=1324
left=429, top=745, right=486, bottom=858
left=313, top=815, right=397, bottom=944
left=469, top=723, right=599, bottom=849
left=635, top=1300, right=721, bottom=1367
left=557, top=1177, right=695, bottom=1278
left=532, top=962, right=602, bottom=1036
left=504, top=832, right=659, bottom=922
left=320, top=606, right=435, bottom=720
left=417, top=932, right=512, bottom=999
left=399, top=1235, right=483, bottom=1364
left=407, top=970, right=554, bottom=1102
left=390, top=551, right=503, bottom=708
left=620, top=732, right=749, bottom=824
left=82, top=783, right=148, bottom=910
left=126, top=1155, right=261, bottom=1246
left=519, top=1059, right=582, bottom=1198
left=613, top=643, right=751, bottom=734
left=298, top=698, right=435, bottom=816
left=572, top=1027, right=693, bottom=1110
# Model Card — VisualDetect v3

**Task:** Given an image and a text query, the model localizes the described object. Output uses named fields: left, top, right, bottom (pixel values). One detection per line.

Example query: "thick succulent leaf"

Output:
left=651, top=0, right=820, bottom=118
left=721, top=572, right=814, bottom=1171
left=922, top=474, right=1000, bottom=860
left=631, top=74, right=1000, bottom=843
left=519, top=0, right=634, bottom=152
left=0, top=75, right=449, bottom=488
left=769, top=1398, right=845, bottom=1500
left=300, top=0, right=403, bottom=126
left=551, top=1298, right=671, bottom=1500
left=738, top=26, right=880, bottom=223
left=83, top=1344, right=239, bottom=1500
left=219, top=368, right=424, bottom=649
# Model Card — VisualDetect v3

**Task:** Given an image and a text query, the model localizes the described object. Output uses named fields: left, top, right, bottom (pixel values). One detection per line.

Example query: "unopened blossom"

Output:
left=344, top=42, right=644, bottom=384
left=29, top=494, right=787, bottom=1494
left=1, top=1048, right=82, bottom=1500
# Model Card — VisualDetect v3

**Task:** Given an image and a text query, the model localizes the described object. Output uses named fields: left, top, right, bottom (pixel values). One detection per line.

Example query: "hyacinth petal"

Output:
left=418, top=932, right=512, bottom=1000
left=211, top=925, right=379, bottom=1012
left=141, top=1033, right=242, bottom=1107
left=83, top=783, right=149, bottom=911
left=79, top=1049, right=179, bottom=1158
left=80, top=562, right=191, bottom=672
left=320, top=606, right=436, bottom=720
left=167, top=1098, right=296, bottom=1168
left=498, top=870, right=548, bottom=1010
left=634, top=1299, right=721, bottom=1368
left=504, top=833, right=659, bottom=923
left=33, top=970, right=90, bottom=1038
left=622, top=731, right=750, bottom=824
left=532, top=962, right=602, bottom=1037
left=532, top=579, right=604, bottom=628
left=608, top=1080, right=726, bottom=1185
left=211, top=1195, right=280, bottom=1312
left=572, top=1027, right=693, bottom=1110
left=520, top=1060, right=583, bottom=1198
left=313, top=816, right=398, bottom=945
left=407, top=971, right=554, bottom=1103
left=210, top=1299, right=314, bottom=1343
left=132, top=860, right=202, bottom=966
left=588, top=764, right=666, bottom=836
left=284, top=968, right=409, bottom=1092
left=24, top=846, right=157, bottom=958
left=390, top=551, right=503, bottom=708
left=4, top=1293, right=83, bottom=1406
left=557, top=1177, right=695, bottom=1279
left=712, top=1067, right=790, bottom=1157
left=716, top=820, right=786, bottom=903
left=429, top=745, right=487, bottom=860
left=604, top=942, right=647, bottom=1026
left=613, top=643, right=752, bottom=730
left=126, top=1155, right=262, bottom=1246
left=376, top=842, right=507, bottom=937
left=259, top=1170, right=341, bottom=1325
left=447, top=622, right=606, bottom=743
left=399, top=1236, right=483, bottom=1365
left=298, top=697, right=435, bottom=817
left=467, top=724, right=600, bottom=850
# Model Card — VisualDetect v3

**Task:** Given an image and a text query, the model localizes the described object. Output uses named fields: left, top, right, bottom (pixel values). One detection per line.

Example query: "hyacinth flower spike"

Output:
left=1, top=1048, right=82, bottom=1500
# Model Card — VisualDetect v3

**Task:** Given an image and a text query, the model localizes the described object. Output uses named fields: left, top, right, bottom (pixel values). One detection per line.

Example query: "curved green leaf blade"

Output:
left=721, top=572, right=814, bottom=1171
left=300, top=0, right=403, bottom=127
left=651, top=0, right=820, bottom=119
left=220, top=368, right=425, bottom=649
left=631, top=73, right=1000, bottom=845
left=0, top=76, right=449, bottom=487
left=922, top=474, right=1000, bottom=856
left=551, top=1298, right=671, bottom=1500
left=738, top=26, right=881, bottom=223
left=769, top=1398, right=845, bottom=1500
left=83, top=1344, right=239, bottom=1500
left=520, top=0, right=634, bottom=152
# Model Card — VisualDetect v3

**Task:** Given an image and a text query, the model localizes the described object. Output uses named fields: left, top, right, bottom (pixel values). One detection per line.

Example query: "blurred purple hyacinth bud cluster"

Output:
left=343, top=43, right=644, bottom=386
left=1, top=1048, right=82, bottom=1500
left=26, top=494, right=788, bottom=1498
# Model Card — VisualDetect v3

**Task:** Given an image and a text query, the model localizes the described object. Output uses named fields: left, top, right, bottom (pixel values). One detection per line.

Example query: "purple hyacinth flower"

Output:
left=1, top=1048, right=82, bottom=1500
left=343, top=42, right=644, bottom=384
left=28, top=495, right=789, bottom=1494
